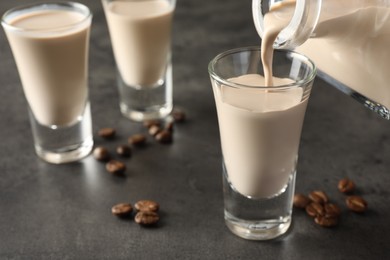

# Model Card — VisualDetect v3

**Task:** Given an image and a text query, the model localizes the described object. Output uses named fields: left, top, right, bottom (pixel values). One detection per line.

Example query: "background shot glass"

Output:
left=102, top=0, right=176, bottom=121
left=208, top=47, right=316, bottom=240
left=2, top=2, right=93, bottom=164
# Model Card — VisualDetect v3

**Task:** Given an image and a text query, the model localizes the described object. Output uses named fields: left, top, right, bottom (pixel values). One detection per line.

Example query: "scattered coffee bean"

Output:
left=106, top=160, right=126, bottom=175
left=155, top=130, right=172, bottom=144
left=116, top=144, right=132, bottom=157
left=135, top=200, right=160, bottom=212
left=305, top=202, right=325, bottom=218
left=98, top=127, right=116, bottom=139
left=93, top=146, right=111, bottom=162
left=324, top=203, right=341, bottom=218
left=135, top=211, right=159, bottom=226
left=296, top=178, right=370, bottom=229
left=128, top=134, right=147, bottom=146
left=143, top=120, right=161, bottom=128
left=346, top=195, right=368, bottom=213
left=111, top=203, right=133, bottom=217
left=293, top=193, right=311, bottom=209
left=172, top=109, right=186, bottom=123
left=309, top=190, right=329, bottom=204
left=314, top=215, right=338, bottom=228
left=338, top=178, right=356, bottom=194
left=148, top=125, right=161, bottom=136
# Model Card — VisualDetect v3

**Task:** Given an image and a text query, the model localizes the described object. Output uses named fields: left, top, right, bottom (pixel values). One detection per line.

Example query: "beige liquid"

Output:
left=213, top=1, right=303, bottom=198
left=103, top=0, right=173, bottom=86
left=212, top=0, right=302, bottom=198
left=4, top=10, right=90, bottom=126
left=214, top=74, right=307, bottom=198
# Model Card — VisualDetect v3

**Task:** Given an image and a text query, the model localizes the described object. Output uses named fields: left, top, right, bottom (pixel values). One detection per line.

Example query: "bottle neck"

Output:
left=252, top=0, right=322, bottom=49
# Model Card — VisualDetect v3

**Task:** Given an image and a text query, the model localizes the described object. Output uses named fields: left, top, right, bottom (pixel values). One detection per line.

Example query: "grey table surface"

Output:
left=1, top=0, right=390, bottom=259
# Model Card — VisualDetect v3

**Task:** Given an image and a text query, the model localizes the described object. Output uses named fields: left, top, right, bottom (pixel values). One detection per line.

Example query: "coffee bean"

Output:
left=172, top=109, right=186, bottom=123
left=128, top=134, right=147, bottom=146
left=116, top=145, right=132, bottom=157
left=309, top=190, right=329, bottom=204
left=135, top=200, right=159, bottom=212
left=314, top=215, right=338, bottom=227
left=338, top=178, right=356, bottom=194
left=135, top=211, right=159, bottom=226
left=143, top=120, right=161, bottom=129
left=305, top=202, right=325, bottom=218
left=111, top=203, right=133, bottom=217
left=148, top=125, right=161, bottom=136
left=93, top=146, right=111, bottom=162
left=324, top=203, right=341, bottom=218
left=98, top=127, right=116, bottom=139
left=346, top=196, right=368, bottom=213
left=106, top=160, right=126, bottom=175
left=155, top=130, right=172, bottom=144
left=293, top=193, right=311, bottom=209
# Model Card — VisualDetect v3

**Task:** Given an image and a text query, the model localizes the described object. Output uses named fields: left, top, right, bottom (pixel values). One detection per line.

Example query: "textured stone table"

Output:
left=1, top=0, right=390, bottom=259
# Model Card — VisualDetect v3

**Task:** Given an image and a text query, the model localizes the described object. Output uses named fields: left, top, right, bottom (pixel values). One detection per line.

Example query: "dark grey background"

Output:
left=1, top=0, right=390, bottom=259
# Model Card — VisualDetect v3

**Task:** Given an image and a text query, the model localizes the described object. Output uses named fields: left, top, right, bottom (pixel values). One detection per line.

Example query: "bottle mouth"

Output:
left=253, top=0, right=322, bottom=49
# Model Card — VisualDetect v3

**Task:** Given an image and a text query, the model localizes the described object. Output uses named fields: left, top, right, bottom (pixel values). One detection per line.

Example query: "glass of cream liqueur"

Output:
left=2, top=2, right=93, bottom=164
left=102, top=0, right=176, bottom=121
left=209, top=47, right=316, bottom=240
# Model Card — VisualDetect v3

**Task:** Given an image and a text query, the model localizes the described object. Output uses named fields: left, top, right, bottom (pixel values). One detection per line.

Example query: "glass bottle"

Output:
left=253, top=0, right=390, bottom=118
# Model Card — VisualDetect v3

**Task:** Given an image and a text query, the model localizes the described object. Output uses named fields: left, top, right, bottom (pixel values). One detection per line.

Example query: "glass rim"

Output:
left=208, top=46, right=317, bottom=90
left=1, top=1, right=92, bottom=33
left=101, top=0, right=177, bottom=8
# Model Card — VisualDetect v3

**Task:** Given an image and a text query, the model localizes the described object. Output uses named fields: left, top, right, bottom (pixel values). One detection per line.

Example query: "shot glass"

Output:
left=208, top=47, right=316, bottom=240
left=102, top=0, right=176, bottom=121
left=2, top=2, right=93, bottom=164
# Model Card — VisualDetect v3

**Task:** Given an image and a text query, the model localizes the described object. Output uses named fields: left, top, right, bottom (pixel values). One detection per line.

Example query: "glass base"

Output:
left=117, top=63, right=172, bottom=122
left=35, top=137, right=93, bottom=164
left=224, top=211, right=291, bottom=240
left=29, top=102, right=93, bottom=164
left=120, top=102, right=173, bottom=121
left=223, top=162, right=296, bottom=240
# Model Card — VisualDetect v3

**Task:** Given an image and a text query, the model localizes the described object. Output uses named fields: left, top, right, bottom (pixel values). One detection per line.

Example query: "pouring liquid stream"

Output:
left=261, top=1, right=295, bottom=87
